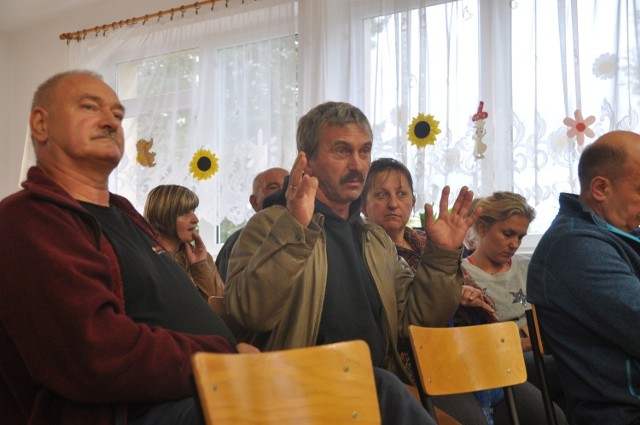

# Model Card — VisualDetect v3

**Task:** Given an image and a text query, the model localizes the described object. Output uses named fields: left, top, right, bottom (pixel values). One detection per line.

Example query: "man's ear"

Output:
left=249, top=195, right=259, bottom=212
left=29, top=108, right=48, bottom=144
left=590, top=176, right=610, bottom=202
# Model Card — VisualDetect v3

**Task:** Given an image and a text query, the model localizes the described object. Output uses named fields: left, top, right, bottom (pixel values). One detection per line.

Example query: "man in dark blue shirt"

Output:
left=528, top=130, right=640, bottom=425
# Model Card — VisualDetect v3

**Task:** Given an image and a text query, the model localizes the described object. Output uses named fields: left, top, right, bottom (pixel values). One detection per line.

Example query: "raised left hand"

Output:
left=423, top=185, right=482, bottom=250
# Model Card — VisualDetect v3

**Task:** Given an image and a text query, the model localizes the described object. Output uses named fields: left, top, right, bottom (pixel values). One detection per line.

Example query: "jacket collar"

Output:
left=560, top=192, right=640, bottom=243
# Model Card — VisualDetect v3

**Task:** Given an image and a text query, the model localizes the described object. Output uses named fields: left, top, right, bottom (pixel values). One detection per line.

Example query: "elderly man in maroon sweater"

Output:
left=0, top=70, right=255, bottom=425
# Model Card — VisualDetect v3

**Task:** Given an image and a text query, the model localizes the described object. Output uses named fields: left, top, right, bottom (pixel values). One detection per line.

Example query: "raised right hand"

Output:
left=286, top=152, right=318, bottom=227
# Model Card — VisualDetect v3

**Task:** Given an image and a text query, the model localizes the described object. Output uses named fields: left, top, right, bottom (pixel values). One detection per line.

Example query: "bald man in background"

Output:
left=528, top=131, right=640, bottom=424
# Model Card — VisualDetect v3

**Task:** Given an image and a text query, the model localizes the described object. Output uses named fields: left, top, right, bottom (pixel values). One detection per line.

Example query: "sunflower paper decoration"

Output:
left=189, top=148, right=219, bottom=181
left=408, top=113, right=441, bottom=148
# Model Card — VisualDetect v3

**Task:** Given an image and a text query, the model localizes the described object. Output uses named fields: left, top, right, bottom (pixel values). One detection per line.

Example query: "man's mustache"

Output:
left=340, top=172, right=365, bottom=184
left=94, top=129, right=119, bottom=141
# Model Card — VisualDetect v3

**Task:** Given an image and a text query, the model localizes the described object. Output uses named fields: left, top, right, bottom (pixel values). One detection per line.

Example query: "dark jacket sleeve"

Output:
left=215, top=228, right=242, bottom=282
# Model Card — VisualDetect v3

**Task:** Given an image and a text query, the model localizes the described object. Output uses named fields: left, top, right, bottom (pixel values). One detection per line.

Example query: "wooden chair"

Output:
left=408, top=322, right=527, bottom=425
left=525, top=304, right=559, bottom=425
left=191, top=340, right=381, bottom=424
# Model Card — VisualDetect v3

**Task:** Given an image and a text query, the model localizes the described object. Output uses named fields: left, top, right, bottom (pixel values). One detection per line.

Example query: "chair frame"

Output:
left=408, top=322, right=527, bottom=425
left=525, top=305, right=559, bottom=425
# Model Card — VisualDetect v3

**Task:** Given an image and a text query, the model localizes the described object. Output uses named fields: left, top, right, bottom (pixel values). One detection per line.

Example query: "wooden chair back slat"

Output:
left=409, top=322, right=527, bottom=395
left=192, top=340, right=381, bottom=425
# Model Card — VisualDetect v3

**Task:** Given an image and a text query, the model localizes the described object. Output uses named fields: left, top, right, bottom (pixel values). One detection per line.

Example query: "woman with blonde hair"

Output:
left=463, top=191, right=536, bottom=344
left=463, top=191, right=568, bottom=421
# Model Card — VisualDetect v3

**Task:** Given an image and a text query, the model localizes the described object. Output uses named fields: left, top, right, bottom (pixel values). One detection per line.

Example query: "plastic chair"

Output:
left=408, top=322, right=527, bottom=425
left=191, top=340, right=381, bottom=424
left=525, top=304, right=559, bottom=425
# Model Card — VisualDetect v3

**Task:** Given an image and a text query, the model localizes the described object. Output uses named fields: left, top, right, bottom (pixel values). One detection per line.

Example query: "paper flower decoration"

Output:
left=563, top=109, right=595, bottom=147
left=592, top=53, right=618, bottom=80
left=472, top=101, right=488, bottom=122
left=408, top=113, right=441, bottom=148
left=136, top=138, right=156, bottom=167
left=189, top=148, right=219, bottom=181
left=471, top=101, right=488, bottom=159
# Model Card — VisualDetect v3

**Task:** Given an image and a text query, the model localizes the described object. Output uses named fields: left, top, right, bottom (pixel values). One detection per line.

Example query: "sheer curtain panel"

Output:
left=67, top=0, right=298, bottom=245
left=39, top=0, right=640, bottom=248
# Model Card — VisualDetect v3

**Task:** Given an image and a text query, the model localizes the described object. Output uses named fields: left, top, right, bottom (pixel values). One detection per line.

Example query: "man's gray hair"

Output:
left=31, top=70, right=103, bottom=111
left=296, top=101, right=373, bottom=158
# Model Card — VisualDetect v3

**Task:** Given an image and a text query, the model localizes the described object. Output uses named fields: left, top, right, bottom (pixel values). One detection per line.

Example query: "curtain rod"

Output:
left=59, top=0, right=254, bottom=43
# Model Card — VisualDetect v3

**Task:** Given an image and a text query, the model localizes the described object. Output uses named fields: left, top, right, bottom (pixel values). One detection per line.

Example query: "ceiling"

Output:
left=0, top=0, right=105, bottom=33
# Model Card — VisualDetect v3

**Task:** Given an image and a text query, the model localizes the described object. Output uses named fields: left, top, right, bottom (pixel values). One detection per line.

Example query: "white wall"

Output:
left=1, top=0, right=189, bottom=200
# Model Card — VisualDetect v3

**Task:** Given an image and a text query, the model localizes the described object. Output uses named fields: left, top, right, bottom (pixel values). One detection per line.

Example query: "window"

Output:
left=115, top=48, right=200, bottom=203
left=354, top=0, right=640, bottom=248
left=214, top=35, right=298, bottom=242
left=68, top=0, right=640, bottom=251
left=71, top=0, right=298, bottom=247
left=361, top=0, right=480, bottom=221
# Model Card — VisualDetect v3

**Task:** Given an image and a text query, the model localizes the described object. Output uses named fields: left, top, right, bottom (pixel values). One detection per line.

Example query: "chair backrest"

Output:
left=409, top=322, right=526, bottom=425
left=191, top=340, right=381, bottom=425
left=525, top=304, right=559, bottom=425
left=409, top=322, right=527, bottom=396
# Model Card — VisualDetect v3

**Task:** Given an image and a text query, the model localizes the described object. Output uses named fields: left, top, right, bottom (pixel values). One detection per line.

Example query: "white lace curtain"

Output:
left=25, top=0, right=638, bottom=245
left=347, top=0, right=640, bottom=235
left=66, top=0, right=298, bottom=245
